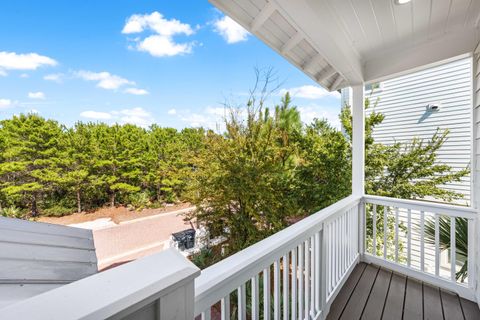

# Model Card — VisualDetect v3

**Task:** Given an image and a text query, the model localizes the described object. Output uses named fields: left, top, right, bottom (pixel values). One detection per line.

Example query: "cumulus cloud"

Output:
left=28, top=91, right=46, bottom=100
left=0, top=98, right=12, bottom=109
left=44, top=73, right=64, bottom=82
left=20, top=73, right=29, bottom=78
left=122, top=11, right=196, bottom=57
left=298, top=105, right=340, bottom=129
left=213, top=16, right=249, bottom=44
left=80, top=107, right=154, bottom=127
left=167, top=108, right=177, bottom=115
left=0, top=52, right=57, bottom=74
left=0, top=69, right=7, bottom=77
left=80, top=111, right=112, bottom=120
left=124, top=88, right=149, bottom=95
left=279, top=85, right=340, bottom=99
left=75, top=70, right=134, bottom=90
left=115, top=107, right=153, bottom=127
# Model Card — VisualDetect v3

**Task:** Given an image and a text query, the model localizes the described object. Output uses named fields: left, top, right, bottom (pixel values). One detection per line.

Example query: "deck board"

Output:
left=403, top=278, right=423, bottom=320
left=326, top=263, right=367, bottom=320
left=441, top=289, right=464, bottom=320
left=339, top=264, right=379, bottom=320
left=460, top=297, right=480, bottom=320
left=326, top=262, right=480, bottom=320
left=381, top=273, right=406, bottom=320
left=423, top=284, right=443, bottom=320
left=360, top=268, right=391, bottom=320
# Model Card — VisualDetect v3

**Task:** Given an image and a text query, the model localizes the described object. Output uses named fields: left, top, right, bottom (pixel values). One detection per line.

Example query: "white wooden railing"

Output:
left=362, top=195, right=477, bottom=300
left=194, top=195, right=361, bottom=320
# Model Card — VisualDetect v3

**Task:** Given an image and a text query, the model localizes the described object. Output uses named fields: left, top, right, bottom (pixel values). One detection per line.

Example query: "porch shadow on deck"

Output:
left=327, top=262, right=480, bottom=320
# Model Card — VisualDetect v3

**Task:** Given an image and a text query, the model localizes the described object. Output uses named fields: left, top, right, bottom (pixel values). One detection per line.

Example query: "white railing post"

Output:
left=352, top=84, right=365, bottom=197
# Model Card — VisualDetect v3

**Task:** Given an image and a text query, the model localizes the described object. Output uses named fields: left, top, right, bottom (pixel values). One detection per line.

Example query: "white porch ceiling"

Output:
left=209, top=0, right=480, bottom=90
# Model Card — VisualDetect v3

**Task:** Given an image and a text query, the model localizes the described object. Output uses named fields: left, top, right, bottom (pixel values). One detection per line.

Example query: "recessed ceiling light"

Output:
left=394, top=0, right=412, bottom=4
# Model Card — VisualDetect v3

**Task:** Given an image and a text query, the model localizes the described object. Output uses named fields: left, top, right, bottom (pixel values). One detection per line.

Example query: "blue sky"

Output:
left=0, top=0, right=341, bottom=130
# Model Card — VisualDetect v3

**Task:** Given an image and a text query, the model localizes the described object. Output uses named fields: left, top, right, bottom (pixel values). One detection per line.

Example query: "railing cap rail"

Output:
left=194, top=194, right=361, bottom=314
left=0, top=248, right=200, bottom=320
left=363, top=194, right=476, bottom=218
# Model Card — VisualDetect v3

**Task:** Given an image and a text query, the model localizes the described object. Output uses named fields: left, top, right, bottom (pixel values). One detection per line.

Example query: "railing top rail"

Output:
left=0, top=249, right=200, bottom=320
left=363, top=195, right=477, bottom=219
left=194, top=194, right=361, bottom=315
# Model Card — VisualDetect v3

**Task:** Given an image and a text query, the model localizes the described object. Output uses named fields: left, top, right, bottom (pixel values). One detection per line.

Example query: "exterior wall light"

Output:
left=395, top=0, right=412, bottom=4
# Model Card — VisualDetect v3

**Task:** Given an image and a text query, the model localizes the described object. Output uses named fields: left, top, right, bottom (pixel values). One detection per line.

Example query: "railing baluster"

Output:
left=407, top=209, right=411, bottom=267
left=315, top=232, right=321, bottom=313
left=468, top=218, right=475, bottom=288
left=450, top=217, right=456, bottom=282
left=373, top=204, right=377, bottom=256
left=320, top=228, right=327, bottom=312
left=298, top=243, right=304, bottom=320
left=238, top=284, right=246, bottom=320
left=283, top=254, right=289, bottom=320
left=273, top=259, right=280, bottom=320
left=383, top=206, right=388, bottom=259
left=305, top=238, right=310, bottom=319
left=252, top=275, right=259, bottom=320
left=395, top=207, right=399, bottom=263
left=420, top=211, right=425, bottom=272
left=263, top=267, right=271, bottom=320
left=221, top=295, right=230, bottom=320
left=435, top=214, right=440, bottom=277
left=202, top=310, right=211, bottom=320
left=312, top=237, right=315, bottom=316
left=291, top=248, right=297, bottom=320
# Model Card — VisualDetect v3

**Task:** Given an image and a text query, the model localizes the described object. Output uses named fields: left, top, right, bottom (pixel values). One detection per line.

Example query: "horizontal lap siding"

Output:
left=366, top=57, right=472, bottom=205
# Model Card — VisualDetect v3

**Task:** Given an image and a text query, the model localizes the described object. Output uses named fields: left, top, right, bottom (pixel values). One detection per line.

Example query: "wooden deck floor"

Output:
left=327, top=262, right=480, bottom=320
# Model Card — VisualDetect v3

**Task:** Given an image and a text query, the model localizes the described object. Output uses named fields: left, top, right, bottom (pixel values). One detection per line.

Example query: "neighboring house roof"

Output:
left=0, top=217, right=97, bottom=308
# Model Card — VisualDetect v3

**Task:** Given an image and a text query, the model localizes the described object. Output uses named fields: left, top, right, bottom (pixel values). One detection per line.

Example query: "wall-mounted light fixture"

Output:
left=426, top=103, right=441, bottom=111
left=394, top=0, right=412, bottom=4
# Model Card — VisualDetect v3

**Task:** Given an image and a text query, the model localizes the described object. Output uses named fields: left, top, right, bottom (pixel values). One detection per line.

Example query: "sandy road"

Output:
left=82, top=207, right=195, bottom=270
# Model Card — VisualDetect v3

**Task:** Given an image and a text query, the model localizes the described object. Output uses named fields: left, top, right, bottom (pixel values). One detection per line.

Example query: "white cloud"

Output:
left=20, top=73, right=29, bottom=78
left=26, top=108, right=39, bottom=114
left=167, top=108, right=177, bottom=115
left=213, top=16, right=249, bottom=44
left=28, top=91, right=46, bottom=100
left=116, top=107, right=153, bottom=127
left=0, top=99, right=12, bottom=109
left=137, top=35, right=193, bottom=57
left=80, top=107, right=153, bottom=127
left=122, top=11, right=196, bottom=57
left=44, top=73, right=63, bottom=82
left=298, top=105, right=340, bottom=129
left=75, top=70, right=133, bottom=90
left=0, top=69, right=7, bottom=76
left=124, top=87, right=149, bottom=95
left=80, top=111, right=112, bottom=120
left=0, top=51, right=57, bottom=71
left=279, top=85, right=340, bottom=100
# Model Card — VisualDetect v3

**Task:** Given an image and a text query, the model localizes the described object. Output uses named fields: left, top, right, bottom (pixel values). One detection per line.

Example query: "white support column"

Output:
left=351, top=85, right=365, bottom=197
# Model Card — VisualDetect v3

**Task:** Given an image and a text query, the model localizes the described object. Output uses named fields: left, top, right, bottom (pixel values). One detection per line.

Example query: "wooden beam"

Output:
left=302, top=54, right=323, bottom=73
left=251, top=2, right=276, bottom=32
left=281, top=32, right=302, bottom=54
left=316, top=66, right=336, bottom=83
left=329, top=74, right=344, bottom=91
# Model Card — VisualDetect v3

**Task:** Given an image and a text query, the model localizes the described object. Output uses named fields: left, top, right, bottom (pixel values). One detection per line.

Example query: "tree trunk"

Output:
left=76, top=189, right=82, bottom=213
left=31, top=194, right=38, bottom=217
left=110, top=192, right=115, bottom=207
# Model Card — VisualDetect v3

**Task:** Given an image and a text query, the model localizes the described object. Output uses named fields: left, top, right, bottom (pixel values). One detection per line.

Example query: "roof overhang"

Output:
left=210, top=0, right=480, bottom=90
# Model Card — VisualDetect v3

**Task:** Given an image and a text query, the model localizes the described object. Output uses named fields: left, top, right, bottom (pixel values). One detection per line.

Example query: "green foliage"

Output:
left=42, top=205, right=77, bottom=217
left=1, top=206, right=23, bottom=219
left=0, top=114, right=205, bottom=216
left=425, top=216, right=468, bottom=281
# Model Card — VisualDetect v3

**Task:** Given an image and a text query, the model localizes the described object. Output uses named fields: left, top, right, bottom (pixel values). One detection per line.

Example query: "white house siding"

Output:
left=342, top=56, right=473, bottom=206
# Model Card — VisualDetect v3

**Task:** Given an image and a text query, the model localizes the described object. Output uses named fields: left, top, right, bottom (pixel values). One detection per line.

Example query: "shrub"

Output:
left=128, top=192, right=151, bottom=210
left=1, top=206, right=23, bottom=219
left=42, top=205, right=76, bottom=217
